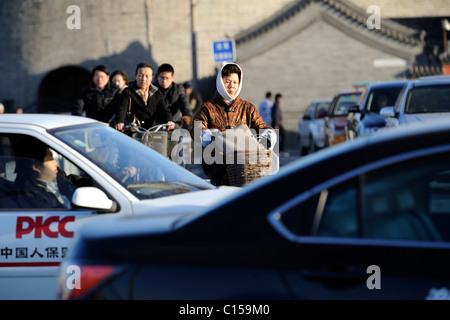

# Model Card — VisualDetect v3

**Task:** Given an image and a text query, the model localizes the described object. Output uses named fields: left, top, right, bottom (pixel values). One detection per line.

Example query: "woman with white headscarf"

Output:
left=193, top=63, right=276, bottom=185
left=195, top=63, right=268, bottom=132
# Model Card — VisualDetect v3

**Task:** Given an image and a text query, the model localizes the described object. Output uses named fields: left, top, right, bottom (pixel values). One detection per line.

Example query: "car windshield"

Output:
left=315, top=102, right=330, bottom=118
left=365, top=87, right=404, bottom=114
left=333, top=94, right=361, bottom=115
left=50, top=123, right=214, bottom=199
left=405, top=84, right=450, bottom=114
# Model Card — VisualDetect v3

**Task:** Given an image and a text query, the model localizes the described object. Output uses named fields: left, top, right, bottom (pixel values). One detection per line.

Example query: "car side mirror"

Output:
left=380, top=106, right=395, bottom=117
left=72, top=187, right=116, bottom=212
left=347, top=105, right=360, bottom=113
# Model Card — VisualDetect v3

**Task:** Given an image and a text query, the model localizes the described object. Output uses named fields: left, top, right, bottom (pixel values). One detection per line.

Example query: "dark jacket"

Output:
left=71, top=82, right=120, bottom=123
left=14, top=175, right=75, bottom=209
left=271, top=101, right=282, bottom=128
left=189, top=89, right=203, bottom=118
left=154, top=82, right=192, bottom=121
left=115, top=82, right=172, bottom=129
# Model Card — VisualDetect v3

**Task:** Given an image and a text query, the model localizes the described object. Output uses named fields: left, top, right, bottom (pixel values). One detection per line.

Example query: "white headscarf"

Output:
left=216, top=63, right=243, bottom=103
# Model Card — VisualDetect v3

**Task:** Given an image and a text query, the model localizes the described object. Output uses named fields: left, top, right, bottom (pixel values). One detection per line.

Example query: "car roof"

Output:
left=412, top=76, right=450, bottom=86
left=366, top=80, right=410, bottom=89
left=334, top=90, right=362, bottom=96
left=313, top=99, right=332, bottom=103
left=0, top=114, right=98, bottom=130
left=417, top=75, right=450, bottom=82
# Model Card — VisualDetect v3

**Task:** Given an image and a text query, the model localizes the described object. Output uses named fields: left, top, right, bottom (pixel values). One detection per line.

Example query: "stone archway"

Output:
left=38, top=65, right=91, bottom=114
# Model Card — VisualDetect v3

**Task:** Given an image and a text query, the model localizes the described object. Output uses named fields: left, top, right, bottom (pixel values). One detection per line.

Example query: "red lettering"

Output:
left=16, top=216, right=35, bottom=239
left=43, top=216, right=59, bottom=238
left=16, top=216, right=76, bottom=238
left=34, top=216, right=43, bottom=238
left=59, top=216, right=75, bottom=238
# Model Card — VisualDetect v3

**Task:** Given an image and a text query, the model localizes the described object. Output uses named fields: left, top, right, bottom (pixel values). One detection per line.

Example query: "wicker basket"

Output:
left=225, top=149, right=272, bottom=187
left=132, top=131, right=168, bottom=157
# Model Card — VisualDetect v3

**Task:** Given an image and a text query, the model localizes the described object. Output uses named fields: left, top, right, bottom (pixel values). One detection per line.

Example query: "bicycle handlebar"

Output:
left=123, top=123, right=168, bottom=133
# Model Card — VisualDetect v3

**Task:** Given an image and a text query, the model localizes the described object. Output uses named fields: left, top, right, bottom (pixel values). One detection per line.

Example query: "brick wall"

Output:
left=240, top=19, right=409, bottom=149
left=0, top=0, right=446, bottom=113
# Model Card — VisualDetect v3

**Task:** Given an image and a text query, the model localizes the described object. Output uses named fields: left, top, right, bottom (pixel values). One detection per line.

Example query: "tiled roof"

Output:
left=235, top=0, right=425, bottom=61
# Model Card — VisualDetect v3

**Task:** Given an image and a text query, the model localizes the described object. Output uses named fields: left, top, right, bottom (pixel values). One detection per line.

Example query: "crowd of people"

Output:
left=2, top=61, right=284, bottom=186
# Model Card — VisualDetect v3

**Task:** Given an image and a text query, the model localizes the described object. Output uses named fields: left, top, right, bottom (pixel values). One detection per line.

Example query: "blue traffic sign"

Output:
left=211, top=39, right=236, bottom=63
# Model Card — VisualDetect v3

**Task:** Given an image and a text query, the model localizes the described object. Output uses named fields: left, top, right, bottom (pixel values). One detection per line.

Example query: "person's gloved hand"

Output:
left=258, top=129, right=277, bottom=150
left=180, top=116, right=192, bottom=126
left=201, top=129, right=220, bottom=147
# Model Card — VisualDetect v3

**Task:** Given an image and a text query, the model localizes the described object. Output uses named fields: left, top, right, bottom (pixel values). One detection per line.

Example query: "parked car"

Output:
left=58, top=118, right=450, bottom=300
left=345, top=80, right=409, bottom=140
left=324, top=90, right=361, bottom=146
left=0, top=114, right=238, bottom=299
left=380, top=76, right=450, bottom=128
left=298, top=99, right=331, bottom=155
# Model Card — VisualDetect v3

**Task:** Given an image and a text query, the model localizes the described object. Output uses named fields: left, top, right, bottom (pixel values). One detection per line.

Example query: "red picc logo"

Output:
left=16, top=216, right=75, bottom=239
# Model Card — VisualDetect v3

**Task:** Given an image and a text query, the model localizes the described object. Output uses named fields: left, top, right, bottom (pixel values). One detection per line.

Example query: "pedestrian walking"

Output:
left=259, top=91, right=273, bottom=126
left=271, top=93, right=288, bottom=156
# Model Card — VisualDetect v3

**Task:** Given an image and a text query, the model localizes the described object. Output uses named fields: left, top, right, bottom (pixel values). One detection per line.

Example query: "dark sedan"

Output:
left=58, top=119, right=450, bottom=300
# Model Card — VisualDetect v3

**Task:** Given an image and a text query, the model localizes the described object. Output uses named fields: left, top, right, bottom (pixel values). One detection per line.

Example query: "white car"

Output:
left=380, top=76, right=450, bottom=128
left=0, top=114, right=238, bottom=299
left=298, top=99, right=331, bottom=155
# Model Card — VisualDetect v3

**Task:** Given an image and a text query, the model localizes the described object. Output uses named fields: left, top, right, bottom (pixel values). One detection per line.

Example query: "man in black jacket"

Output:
left=71, top=65, right=120, bottom=123
left=14, top=140, right=74, bottom=209
left=114, top=63, right=174, bottom=131
left=154, top=63, right=192, bottom=124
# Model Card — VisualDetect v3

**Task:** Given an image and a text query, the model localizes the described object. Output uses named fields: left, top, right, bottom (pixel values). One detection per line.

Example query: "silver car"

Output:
left=380, top=76, right=450, bottom=128
left=298, top=99, right=331, bottom=155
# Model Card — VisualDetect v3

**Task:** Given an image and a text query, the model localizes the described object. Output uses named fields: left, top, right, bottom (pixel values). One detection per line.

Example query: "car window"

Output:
left=303, top=105, right=313, bottom=120
left=278, top=151, right=450, bottom=242
left=315, top=102, right=330, bottom=118
left=405, top=84, right=450, bottom=114
left=333, top=94, right=360, bottom=116
left=0, top=134, right=95, bottom=210
left=365, top=87, right=403, bottom=114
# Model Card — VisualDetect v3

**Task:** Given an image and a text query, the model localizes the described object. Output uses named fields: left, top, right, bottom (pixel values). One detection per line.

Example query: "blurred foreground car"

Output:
left=346, top=80, right=409, bottom=140
left=298, top=99, right=331, bottom=155
left=58, top=119, right=450, bottom=300
left=324, top=90, right=361, bottom=146
left=380, top=76, right=450, bottom=128
left=0, top=114, right=238, bottom=299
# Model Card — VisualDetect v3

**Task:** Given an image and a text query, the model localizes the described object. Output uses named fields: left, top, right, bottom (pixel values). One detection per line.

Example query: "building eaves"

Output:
left=235, top=0, right=425, bottom=62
